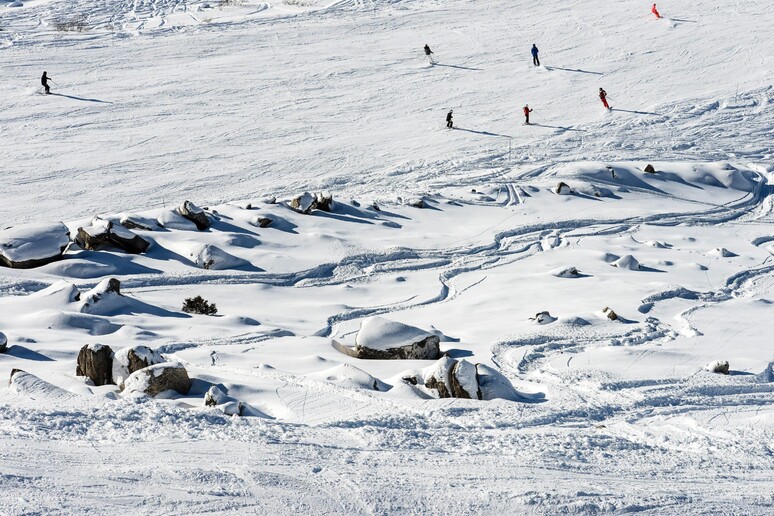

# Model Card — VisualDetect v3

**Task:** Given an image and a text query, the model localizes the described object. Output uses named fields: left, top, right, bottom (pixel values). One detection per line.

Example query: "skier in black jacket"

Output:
left=41, top=71, right=52, bottom=94
left=446, top=109, right=453, bottom=128
left=424, top=44, right=435, bottom=64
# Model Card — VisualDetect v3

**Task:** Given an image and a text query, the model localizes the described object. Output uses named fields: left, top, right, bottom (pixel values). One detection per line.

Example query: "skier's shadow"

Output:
left=530, top=123, right=586, bottom=133
left=454, top=127, right=512, bottom=138
left=433, top=63, right=482, bottom=71
left=52, top=93, right=113, bottom=104
left=610, top=108, right=661, bottom=116
left=546, top=66, right=603, bottom=75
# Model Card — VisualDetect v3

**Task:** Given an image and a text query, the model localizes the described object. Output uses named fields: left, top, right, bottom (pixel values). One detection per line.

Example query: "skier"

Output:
left=446, top=109, right=453, bottom=128
left=531, top=44, right=540, bottom=66
left=599, top=88, right=610, bottom=109
left=41, top=71, right=52, bottom=94
left=523, top=104, right=533, bottom=124
left=424, top=44, right=435, bottom=64
left=651, top=3, right=661, bottom=18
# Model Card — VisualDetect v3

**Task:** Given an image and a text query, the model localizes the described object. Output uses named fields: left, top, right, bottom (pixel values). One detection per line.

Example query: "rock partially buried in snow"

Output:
left=76, top=217, right=149, bottom=254
left=290, top=192, right=335, bottom=214
left=204, top=385, right=267, bottom=417
left=0, top=331, right=7, bottom=353
left=422, top=355, right=455, bottom=398
left=79, top=278, right=126, bottom=315
left=76, top=343, right=115, bottom=386
left=708, top=247, right=737, bottom=258
left=705, top=360, right=730, bottom=375
left=355, top=316, right=441, bottom=360
left=112, top=345, right=166, bottom=388
left=187, top=243, right=248, bottom=270
left=644, top=164, right=656, bottom=173
left=450, top=359, right=481, bottom=399
left=249, top=216, right=273, bottom=228
left=552, top=266, right=580, bottom=278
left=123, top=362, right=191, bottom=396
left=530, top=311, right=556, bottom=324
left=554, top=182, right=572, bottom=195
left=602, top=307, right=618, bottom=320
left=611, top=255, right=641, bottom=270
left=0, top=222, right=70, bottom=269
left=176, top=200, right=211, bottom=230
left=119, top=213, right=157, bottom=231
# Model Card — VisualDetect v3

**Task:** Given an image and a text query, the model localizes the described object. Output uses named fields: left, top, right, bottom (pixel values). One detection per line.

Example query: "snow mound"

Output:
left=707, top=247, right=738, bottom=258
left=0, top=222, right=70, bottom=269
left=355, top=316, right=440, bottom=359
left=645, top=240, right=670, bottom=248
left=157, top=210, right=198, bottom=230
left=476, top=364, right=523, bottom=402
left=611, top=255, right=641, bottom=270
left=79, top=278, right=128, bottom=315
left=530, top=311, right=556, bottom=325
left=186, top=243, right=250, bottom=270
left=311, top=363, right=388, bottom=391
left=30, top=281, right=81, bottom=303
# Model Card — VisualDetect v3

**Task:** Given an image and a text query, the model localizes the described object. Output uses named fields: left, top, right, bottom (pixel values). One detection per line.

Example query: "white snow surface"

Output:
left=1, top=0, right=774, bottom=513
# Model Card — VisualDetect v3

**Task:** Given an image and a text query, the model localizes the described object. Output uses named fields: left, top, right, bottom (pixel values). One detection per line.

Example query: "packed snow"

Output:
left=1, top=0, right=773, bottom=513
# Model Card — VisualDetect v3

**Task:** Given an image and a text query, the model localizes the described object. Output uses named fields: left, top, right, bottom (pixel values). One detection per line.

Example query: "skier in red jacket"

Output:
left=523, top=104, right=533, bottom=124
left=651, top=3, right=661, bottom=18
left=599, top=88, right=610, bottom=109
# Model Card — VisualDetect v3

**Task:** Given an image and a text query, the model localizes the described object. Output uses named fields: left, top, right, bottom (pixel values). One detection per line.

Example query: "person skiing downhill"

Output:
left=599, top=88, right=610, bottom=109
left=446, top=109, right=453, bottom=128
left=531, top=44, right=540, bottom=66
left=41, top=71, right=52, bottom=94
left=523, top=104, right=533, bottom=124
left=651, top=3, right=661, bottom=18
left=424, top=44, right=435, bottom=64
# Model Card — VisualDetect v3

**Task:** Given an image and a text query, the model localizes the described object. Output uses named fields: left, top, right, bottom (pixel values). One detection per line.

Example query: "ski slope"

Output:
left=1, top=0, right=773, bottom=514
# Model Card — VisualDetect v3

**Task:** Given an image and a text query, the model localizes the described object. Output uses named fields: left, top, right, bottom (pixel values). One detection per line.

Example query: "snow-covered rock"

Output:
left=123, top=362, right=191, bottom=396
left=311, top=363, right=387, bottom=391
left=119, top=213, right=158, bottom=231
left=75, top=217, right=150, bottom=254
left=530, top=311, right=556, bottom=324
left=0, top=222, right=70, bottom=269
left=611, top=255, right=641, bottom=270
left=476, top=364, right=522, bottom=401
left=249, top=216, right=273, bottom=228
left=551, top=266, right=580, bottom=278
left=176, top=200, right=211, bottom=230
left=204, top=385, right=268, bottom=417
left=76, top=343, right=115, bottom=386
left=79, top=278, right=127, bottom=315
left=157, top=210, right=198, bottom=230
left=705, top=360, right=730, bottom=375
left=450, top=359, right=481, bottom=399
left=554, top=182, right=572, bottom=195
left=355, top=316, right=441, bottom=360
left=0, top=331, right=7, bottom=353
left=186, top=243, right=249, bottom=270
left=421, top=355, right=455, bottom=398
left=290, top=192, right=316, bottom=214
left=708, top=247, right=737, bottom=258
left=111, top=345, right=166, bottom=388
left=602, top=307, right=618, bottom=320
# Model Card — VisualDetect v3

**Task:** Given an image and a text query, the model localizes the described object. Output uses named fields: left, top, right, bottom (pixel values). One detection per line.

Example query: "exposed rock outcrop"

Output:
left=354, top=316, right=441, bottom=360
left=176, top=200, right=211, bottom=230
left=76, top=343, right=115, bottom=386
left=123, top=362, right=191, bottom=396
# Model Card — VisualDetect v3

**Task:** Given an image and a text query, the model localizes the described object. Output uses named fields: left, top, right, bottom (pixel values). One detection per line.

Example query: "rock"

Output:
left=176, top=200, right=211, bottom=230
left=204, top=385, right=266, bottom=417
left=450, top=359, right=482, bottom=399
left=423, top=356, right=455, bottom=398
left=9, top=368, right=25, bottom=386
left=108, top=224, right=150, bottom=254
left=406, top=198, right=426, bottom=209
left=552, top=266, right=580, bottom=278
left=705, top=360, right=730, bottom=375
left=644, top=164, right=656, bottom=173
left=79, top=278, right=124, bottom=315
left=290, top=192, right=316, bottom=214
left=555, top=182, right=572, bottom=195
left=186, top=243, right=248, bottom=270
left=112, top=345, right=166, bottom=388
left=250, top=216, right=273, bottom=228
left=123, top=362, right=191, bottom=396
left=530, top=311, right=556, bottom=324
left=355, top=316, right=441, bottom=360
left=75, top=224, right=110, bottom=251
left=119, top=214, right=157, bottom=231
left=611, top=255, right=641, bottom=270
left=76, top=343, right=115, bottom=386
left=314, top=192, right=335, bottom=212
left=370, top=202, right=381, bottom=212
left=602, top=307, right=618, bottom=320
left=0, top=331, right=7, bottom=353
left=0, top=222, right=71, bottom=269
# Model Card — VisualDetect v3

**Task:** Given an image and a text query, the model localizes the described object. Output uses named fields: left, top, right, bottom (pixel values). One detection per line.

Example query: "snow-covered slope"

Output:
left=1, top=0, right=773, bottom=513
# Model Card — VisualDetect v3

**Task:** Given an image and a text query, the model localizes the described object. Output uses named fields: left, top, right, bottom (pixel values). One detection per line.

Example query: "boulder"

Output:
left=187, top=243, right=248, bottom=270
left=355, top=316, right=441, bottom=360
left=0, top=331, right=7, bottom=353
left=0, top=222, right=71, bottom=269
left=530, top=311, right=556, bottom=324
left=75, top=224, right=110, bottom=251
left=119, top=214, right=157, bottom=231
left=112, top=345, right=166, bottom=388
left=450, top=359, right=482, bottom=399
left=423, top=356, right=455, bottom=398
left=644, top=164, right=656, bottom=173
left=406, top=198, right=426, bottom=209
left=76, top=343, right=115, bottom=386
left=555, top=182, right=572, bottom=195
left=123, top=362, right=191, bottom=396
left=290, top=192, right=317, bottom=214
left=705, top=360, right=730, bottom=375
left=314, top=192, right=335, bottom=212
left=602, top=307, right=618, bottom=320
left=108, top=224, right=150, bottom=254
left=250, top=216, right=273, bottom=228
left=176, top=200, right=211, bottom=230
left=76, top=217, right=150, bottom=254
left=79, top=278, right=125, bottom=314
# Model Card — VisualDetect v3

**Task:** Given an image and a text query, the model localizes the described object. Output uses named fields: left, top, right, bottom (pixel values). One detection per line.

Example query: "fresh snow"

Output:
left=1, top=0, right=774, bottom=513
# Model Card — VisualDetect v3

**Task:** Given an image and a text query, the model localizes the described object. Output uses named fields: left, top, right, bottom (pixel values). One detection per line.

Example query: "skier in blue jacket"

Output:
left=531, top=44, right=540, bottom=66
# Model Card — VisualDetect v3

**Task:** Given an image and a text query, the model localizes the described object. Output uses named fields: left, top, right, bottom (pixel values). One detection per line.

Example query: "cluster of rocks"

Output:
left=290, top=191, right=335, bottom=214
left=76, top=343, right=191, bottom=396
left=403, top=356, right=519, bottom=401
left=75, top=216, right=149, bottom=254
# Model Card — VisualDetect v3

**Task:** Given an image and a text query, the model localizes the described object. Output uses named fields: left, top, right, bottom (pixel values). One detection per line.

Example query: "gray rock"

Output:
left=450, top=359, right=482, bottom=399
left=354, top=317, right=441, bottom=360
left=602, top=307, right=618, bottom=320
left=112, top=345, right=166, bottom=387
left=555, top=182, right=572, bottom=195
left=76, top=343, right=115, bottom=386
left=176, top=200, right=211, bottom=230
left=0, top=331, right=7, bottom=353
left=123, top=362, right=191, bottom=396
left=644, top=164, right=656, bottom=173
